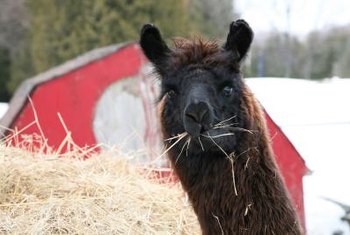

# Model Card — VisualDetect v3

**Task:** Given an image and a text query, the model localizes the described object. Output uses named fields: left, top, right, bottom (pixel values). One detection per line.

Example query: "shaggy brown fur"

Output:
left=140, top=20, right=303, bottom=235
left=160, top=86, right=302, bottom=235
left=170, top=38, right=238, bottom=70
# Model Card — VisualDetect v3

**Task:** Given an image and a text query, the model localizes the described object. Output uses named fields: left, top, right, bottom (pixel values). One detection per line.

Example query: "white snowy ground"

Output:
left=0, top=102, right=8, bottom=120
left=246, top=77, right=350, bottom=235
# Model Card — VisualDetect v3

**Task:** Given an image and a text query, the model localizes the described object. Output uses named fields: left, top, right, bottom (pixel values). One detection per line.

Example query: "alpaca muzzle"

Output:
left=183, top=101, right=213, bottom=138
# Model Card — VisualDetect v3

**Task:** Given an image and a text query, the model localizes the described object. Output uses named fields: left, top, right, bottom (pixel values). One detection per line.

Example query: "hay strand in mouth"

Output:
left=212, top=212, right=224, bottom=235
left=175, top=136, right=191, bottom=164
left=229, top=127, right=255, bottom=134
left=185, top=137, right=191, bottom=156
left=203, top=132, right=238, bottom=196
left=214, top=115, right=237, bottom=127
left=198, top=136, right=205, bottom=151
left=151, top=132, right=188, bottom=165
left=213, top=123, right=236, bottom=129
left=212, top=115, right=255, bottom=136
left=201, top=133, right=235, bottom=139
left=227, top=153, right=238, bottom=196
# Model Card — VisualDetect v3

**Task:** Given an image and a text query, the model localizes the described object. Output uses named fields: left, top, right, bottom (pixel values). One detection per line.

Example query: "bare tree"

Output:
left=189, top=0, right=235, bottom=38
left=0, top=0, right=28, bottom=52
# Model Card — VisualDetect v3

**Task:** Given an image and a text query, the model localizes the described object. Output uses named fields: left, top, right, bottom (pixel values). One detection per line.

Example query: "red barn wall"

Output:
left=11, top=45, right=142, bottom=150
left=265, top=112, right=307, bottom=230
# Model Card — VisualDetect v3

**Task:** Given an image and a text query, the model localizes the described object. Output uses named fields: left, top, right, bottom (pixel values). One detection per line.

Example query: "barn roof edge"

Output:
left=0, top=42, right=135, bottom=135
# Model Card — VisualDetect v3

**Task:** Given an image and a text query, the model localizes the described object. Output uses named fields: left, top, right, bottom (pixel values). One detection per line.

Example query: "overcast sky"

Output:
left=235, top=0, right=350, bottom=39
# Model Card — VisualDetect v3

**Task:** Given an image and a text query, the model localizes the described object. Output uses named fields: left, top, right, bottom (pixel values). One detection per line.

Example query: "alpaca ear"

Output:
left=140, top=24, right=171, bottom=69
left=224, top=19, right=254, bottom=62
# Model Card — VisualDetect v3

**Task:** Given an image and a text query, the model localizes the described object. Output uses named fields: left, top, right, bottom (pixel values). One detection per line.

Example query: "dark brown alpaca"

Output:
left=140, top=20, right=303, bottom=235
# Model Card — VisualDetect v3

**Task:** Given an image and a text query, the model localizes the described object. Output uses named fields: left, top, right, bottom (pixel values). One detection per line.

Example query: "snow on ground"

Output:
left=246, top=77, right=350, bottom=235
left=0, top=102, right=8, bottom=120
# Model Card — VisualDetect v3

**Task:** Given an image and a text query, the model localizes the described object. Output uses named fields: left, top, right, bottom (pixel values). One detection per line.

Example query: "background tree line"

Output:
left=244, top=25, right=350, bottom=79
left=0, top=0, right=233, bottom=102
left=1, top=0, right=350, bottom=102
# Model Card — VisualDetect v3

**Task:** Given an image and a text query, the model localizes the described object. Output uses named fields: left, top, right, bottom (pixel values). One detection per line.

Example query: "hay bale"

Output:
left=0, top=144, right=200, bottom=234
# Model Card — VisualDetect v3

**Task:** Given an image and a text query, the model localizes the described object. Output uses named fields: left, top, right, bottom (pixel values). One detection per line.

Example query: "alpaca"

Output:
left=140, top=20, right=303, bottom=235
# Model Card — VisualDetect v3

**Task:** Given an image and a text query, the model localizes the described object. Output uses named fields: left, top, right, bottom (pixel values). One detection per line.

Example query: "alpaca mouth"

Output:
left=179, top=115, right=242, bottom=154
left=164, top=127, right=237, bottom=157
left=200, top=128, right=236, bottom=150
left=184, top=123, right=212, bottom=139
left=181, top=128, right=237, bottom=155
left=167, top=116, right=245, bottom=156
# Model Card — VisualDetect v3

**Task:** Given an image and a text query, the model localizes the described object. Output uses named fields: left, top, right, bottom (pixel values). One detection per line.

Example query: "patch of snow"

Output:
left=0, top=102, right=8, bottom=120
left=246, top=77, right=350, bottom=235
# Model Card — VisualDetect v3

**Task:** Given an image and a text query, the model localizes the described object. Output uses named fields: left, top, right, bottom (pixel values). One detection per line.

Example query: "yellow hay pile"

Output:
left=0, top=144, right=200, bottom=234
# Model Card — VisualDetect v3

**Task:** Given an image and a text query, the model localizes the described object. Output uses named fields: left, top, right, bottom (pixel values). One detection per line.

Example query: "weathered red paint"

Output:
left=8, top=43, right=307, bottom=230
left=12, top=45, right=142, bottom=150
left=265, top=111, right=308, bottom=230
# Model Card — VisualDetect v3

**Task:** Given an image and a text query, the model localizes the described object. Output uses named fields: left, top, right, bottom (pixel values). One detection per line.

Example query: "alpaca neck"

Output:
left=170, top=144, right=302, bottom=235
left=168, top=89, right=302, bottom=234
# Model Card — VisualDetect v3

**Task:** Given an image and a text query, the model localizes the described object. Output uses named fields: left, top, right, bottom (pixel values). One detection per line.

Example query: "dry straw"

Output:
left=0, top=110, right=200, bottom=234
left=0, top=143, right=200, bottom=234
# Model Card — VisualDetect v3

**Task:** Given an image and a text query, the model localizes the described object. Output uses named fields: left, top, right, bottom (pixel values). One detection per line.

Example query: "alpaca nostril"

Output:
left=184, top=102, right=213, bottom=137
left=186, top=108, right=208, bottom=124
left=185, top=102, right=209, bottom=124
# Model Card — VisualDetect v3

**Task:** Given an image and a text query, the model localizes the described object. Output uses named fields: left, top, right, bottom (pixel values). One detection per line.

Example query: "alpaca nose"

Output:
left=186, top=102, right=208, bottom=123
left=184, top=101, right=212, bottom=137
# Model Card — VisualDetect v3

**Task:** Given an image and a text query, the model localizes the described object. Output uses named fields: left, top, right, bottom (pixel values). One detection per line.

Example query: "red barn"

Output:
left=0, top=43, right=308, bottom=229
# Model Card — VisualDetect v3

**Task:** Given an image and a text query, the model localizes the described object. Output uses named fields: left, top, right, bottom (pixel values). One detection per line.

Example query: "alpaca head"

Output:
left=140, top=20, right=253, bottom=155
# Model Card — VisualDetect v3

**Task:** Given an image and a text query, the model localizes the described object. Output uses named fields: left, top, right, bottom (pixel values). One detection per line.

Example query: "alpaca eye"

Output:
left=223, top=86, right=234, bottom=97
left=167, top=90, right=176, bottom=98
